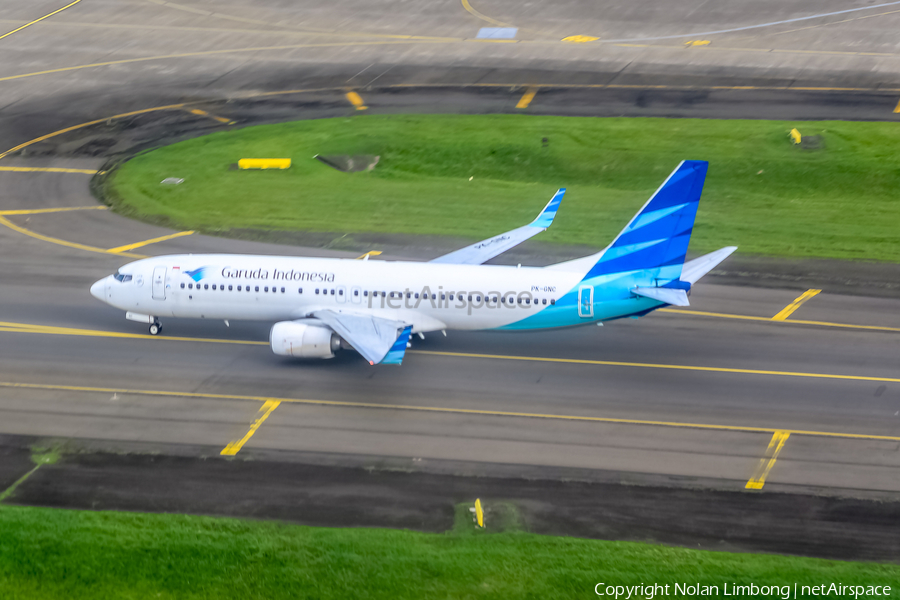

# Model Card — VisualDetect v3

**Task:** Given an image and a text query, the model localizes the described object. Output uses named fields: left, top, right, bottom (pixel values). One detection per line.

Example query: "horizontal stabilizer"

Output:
left=681, top=246, right=737, bottom=284
left=633, top=287, right=690, bottom=306
left=430, top=189, right=565, bottom=265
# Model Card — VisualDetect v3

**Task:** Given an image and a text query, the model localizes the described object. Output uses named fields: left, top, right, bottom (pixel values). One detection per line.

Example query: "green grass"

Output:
left=2, top=504, right=899, bottom=599
left=109, top=115, right=900, bottom=262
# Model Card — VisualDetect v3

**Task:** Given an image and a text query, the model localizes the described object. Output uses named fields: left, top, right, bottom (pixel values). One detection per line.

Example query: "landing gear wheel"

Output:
left=149, top=320, right=162, bottom=335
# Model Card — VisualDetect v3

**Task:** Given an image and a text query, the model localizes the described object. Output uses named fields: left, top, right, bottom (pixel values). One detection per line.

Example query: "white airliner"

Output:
left=91, top=161, right=735, bottom=365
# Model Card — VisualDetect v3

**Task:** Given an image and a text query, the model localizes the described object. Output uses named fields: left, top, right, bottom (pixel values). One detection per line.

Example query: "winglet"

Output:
left=380, top=326, right=413, bottom=365
left=529, top=188, right=565, bottom=229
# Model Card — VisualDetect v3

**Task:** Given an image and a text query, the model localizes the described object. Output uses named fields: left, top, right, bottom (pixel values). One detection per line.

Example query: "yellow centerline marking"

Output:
left=220, top=400, right=280, bottom=455
left=660, top=308, right=900, bottom=333
left=0, top=0, right=82, bottom=41
left=894, top=98, right=900, bottom=113
left=106, top=230, right=195, bottom=253
left=515, top=87, right=537, bottom=109
left=410, top=350, right=900, bottom=384
left=460, top=0, right=516, bottom=28
left=186, top=108, right=235, bottom=125
left=1, top=320, right=897, bottom=384
left=746, top=430, right=790, bottom=489
left=0, top=166, right=98, bottom=174
left=345, top=91, right=367, bottom=110
left=355, top=251, right=382, bottom=259
left=772, top=289, right=821, bottom=321
left=0, top=215, right=146, bottom=259
left=2, top=380, right=900, bottom=443
left=0, top=206, right=106, bottom=216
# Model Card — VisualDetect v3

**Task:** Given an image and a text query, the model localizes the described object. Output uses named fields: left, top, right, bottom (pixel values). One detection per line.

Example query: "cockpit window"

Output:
left=113, top=273, right=132, bottom=282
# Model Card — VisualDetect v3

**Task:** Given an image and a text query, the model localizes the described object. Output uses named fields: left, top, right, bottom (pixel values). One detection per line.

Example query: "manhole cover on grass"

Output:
left=314, top=154, right=380, bottom=172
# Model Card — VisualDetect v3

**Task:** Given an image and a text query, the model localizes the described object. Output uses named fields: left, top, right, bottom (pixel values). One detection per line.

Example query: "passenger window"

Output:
left=188, top=283, right=193, bottom=289
left=415, top=293, right=419, bottom=299
left=441, top=294, right=446, bottom=300
left=330, top=289, right=335, bottom=295
left=316, top=289, right=320, bottom=294
left=228, top=285, right=233, bottom=291
left=281, top=287, right=285, bottom=293
left=180, top=283, right=185, bottom=289
left=550, top=299, right=556, bottom=305
left=354, top=290, right=358, bottom=296
left=237, top=285, right=241, bottom=291
left=364, top=291, right=368, bottom=297
left=542, top=299, right=547, bottom=305
left=264, top=286, right=269, bottom=292
left=467, top=295, right=472, bottom=301
left=255, top=286, right=259, bottom=292
left=299, top=288, right=303, bottom=294
left=338, top=289, right=343, bottom=295
left=204, top=284, right=209, bottom=290
left=449, top=294, right=454, bottom=300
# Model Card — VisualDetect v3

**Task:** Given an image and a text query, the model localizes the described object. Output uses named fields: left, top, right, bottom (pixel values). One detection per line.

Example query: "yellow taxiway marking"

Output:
left=0, top=320, right=268, bottom=345
left=220, top=399, right=281, bottom=455
left=1, top=320, right=898, bottom=384
left=746, top=430, right=790, bottom=489
left=772, top=289, right=822, bottom=321
left=2, top=380, right=900, bottom=443
left=186, top=108, right=235, bottom=125
left=355, top=250, right=382, bottom=259
left=0, top=215, right=145, bottom=259
left=411, top=350, right=900, bottom=384
left=894, top=98, right=900, bottom=113
left=345, top=91, right=367, bottom=110
left=660, top=308, right=900, bottom=334
left=0, top=206, right=107, bottom=216
left=0, top=166, right=98, bottom=174
left=0, top=0, right=82, bottom=41
left=515, top=87, right=537, bottom=109
left=107, top=230, right=195, bottom=253
left=460, top=0, right=516, bottom=28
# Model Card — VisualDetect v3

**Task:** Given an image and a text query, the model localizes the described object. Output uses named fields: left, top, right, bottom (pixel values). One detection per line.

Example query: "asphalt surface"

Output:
left=0, top=0, right=899, bottom=557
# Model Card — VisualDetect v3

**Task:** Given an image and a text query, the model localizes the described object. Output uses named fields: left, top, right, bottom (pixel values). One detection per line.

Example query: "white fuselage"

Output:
left=91, top=254, right=591, bottom=332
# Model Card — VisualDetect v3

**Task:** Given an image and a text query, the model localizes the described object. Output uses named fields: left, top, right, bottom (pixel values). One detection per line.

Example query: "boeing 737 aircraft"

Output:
left=90, top=160, right=736, bottom=365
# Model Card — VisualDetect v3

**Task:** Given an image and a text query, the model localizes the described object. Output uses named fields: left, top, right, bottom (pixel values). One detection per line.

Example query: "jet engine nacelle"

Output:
left=270, top=320, right=341, bottom=358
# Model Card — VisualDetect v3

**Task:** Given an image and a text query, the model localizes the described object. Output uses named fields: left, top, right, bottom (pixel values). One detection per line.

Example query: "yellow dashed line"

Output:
left=186, top=108, right=235, bottom=125
left=772, top=289, right=821, bottom=321
left=355, top=251, right=382, bottom=259
left=0, top=0, right=82, bottom=41
left=2, top=380, right=900, bottom=443
left=345, top=91, right=367, bottom=110
left=0, top=166, right=97, bottom=174
left=106, top=230, right=194, bottom=253
left=220, top=400, right=281, bottom=455
left=894, top=98, right=900, bottom=113
left=515, top=87, right=537, bottom=109
left=0, top=206, right=106, bottom=216
left=746, top=430, right=790, bottom=489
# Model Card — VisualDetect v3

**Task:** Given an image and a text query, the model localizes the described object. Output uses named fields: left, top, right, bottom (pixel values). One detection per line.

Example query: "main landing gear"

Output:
left=149, top=319, right=162, bottom=335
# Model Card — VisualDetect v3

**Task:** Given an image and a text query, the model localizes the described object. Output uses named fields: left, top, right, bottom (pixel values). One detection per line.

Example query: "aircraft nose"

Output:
left=90, top=277, right=108, bottom=300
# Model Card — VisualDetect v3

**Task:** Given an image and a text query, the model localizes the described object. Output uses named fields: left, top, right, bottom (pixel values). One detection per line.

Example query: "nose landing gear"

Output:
left=149, top=319, right=162, bottom=335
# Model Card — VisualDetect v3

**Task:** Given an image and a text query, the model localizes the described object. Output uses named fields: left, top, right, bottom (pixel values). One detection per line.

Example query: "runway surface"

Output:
left=0, top=0, right=899, bottom=532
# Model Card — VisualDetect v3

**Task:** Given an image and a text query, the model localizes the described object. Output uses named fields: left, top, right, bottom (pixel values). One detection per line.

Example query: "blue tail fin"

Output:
left=583, top=160, right=707, bottom=284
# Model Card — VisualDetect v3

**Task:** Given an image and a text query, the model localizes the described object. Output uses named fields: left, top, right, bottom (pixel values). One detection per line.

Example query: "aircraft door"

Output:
left=152, top=266, right=166, bottom=300
left=350, top=286, right=362, bottom=304
left=577, top=285, right=594, bottom=318
left=336, top=285, right=347, bottom=304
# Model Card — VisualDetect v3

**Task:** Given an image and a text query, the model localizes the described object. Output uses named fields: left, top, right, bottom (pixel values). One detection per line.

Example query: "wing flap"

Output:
left=430, top=188, right=565, bottom=265
left=312, top=310, right=410, bottom=365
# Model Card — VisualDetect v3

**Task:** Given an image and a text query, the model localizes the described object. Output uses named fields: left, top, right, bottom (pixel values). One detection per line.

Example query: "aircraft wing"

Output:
left=311, top=309, right=412, bottom=365
left=429, top=189, right=565, bottom=265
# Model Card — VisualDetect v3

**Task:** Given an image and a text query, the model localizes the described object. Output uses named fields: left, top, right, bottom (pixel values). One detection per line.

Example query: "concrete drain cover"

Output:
left=314, top=154, right=380, bottom=172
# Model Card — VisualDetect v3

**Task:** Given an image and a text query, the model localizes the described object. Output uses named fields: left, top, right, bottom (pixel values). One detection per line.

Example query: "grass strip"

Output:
left=109, top=115, right=900, bottom=262
left=1, top=504, right=899, bottom=599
